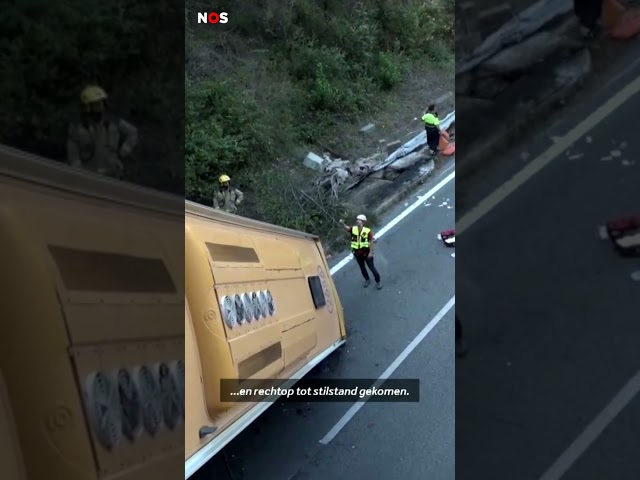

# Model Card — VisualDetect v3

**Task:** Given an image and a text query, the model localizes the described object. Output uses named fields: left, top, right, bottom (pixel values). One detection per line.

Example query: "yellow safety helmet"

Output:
left=219, top=174, right=231, bottom=183
left=80, top=85, right=108, bottom=105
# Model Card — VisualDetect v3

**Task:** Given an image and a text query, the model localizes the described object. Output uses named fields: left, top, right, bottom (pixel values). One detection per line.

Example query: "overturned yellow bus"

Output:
left=184, top=201, right=346, bottom=477
left=0, top=145, right=184, bottom=480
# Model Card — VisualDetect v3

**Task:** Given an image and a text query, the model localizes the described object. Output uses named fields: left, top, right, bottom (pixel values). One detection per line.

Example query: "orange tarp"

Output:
left=439, top=131, right=455, bottom=156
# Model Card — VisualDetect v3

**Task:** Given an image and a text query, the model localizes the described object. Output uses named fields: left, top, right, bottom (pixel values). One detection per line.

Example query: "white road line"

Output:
left=538, top=369, right=640, bottom=480
left=319, top=296, right=455, bottom=445
left=329, top=169, right=456, bottom=276
left=457, top=75, right=640, bottom=236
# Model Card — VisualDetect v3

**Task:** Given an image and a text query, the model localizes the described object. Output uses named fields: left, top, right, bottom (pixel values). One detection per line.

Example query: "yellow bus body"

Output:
left=0, top=144, right=346, bottom=479
left=0, top=145, right=184, bottom=480
left=184, top=201, right=346, bottom=476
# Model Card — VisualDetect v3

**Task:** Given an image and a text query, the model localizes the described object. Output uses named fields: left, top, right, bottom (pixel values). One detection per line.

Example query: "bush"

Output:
left=239, top=167, right=375, bottom=253
left=1, top=1, right=184, bottom=194
left=185, top=0, right=454, bottom=232
left=185, top=79, right=280, bottom=202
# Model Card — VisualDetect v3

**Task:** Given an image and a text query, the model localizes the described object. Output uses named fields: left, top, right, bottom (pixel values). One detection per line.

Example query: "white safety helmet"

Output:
left=356, top=214, right=367, bottom=222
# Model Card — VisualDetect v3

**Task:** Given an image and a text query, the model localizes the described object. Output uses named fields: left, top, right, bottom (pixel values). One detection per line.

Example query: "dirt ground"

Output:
left=315, top=63, right=454, bottom=163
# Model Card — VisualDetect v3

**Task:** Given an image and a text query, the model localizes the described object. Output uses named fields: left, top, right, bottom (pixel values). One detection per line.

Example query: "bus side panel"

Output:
left=0, top=370, right=27, bottom=480
left=185, top=224, right=237, bottom=414
left=315, top=239, right=346, bottom=339
left=1, top=181, right=185, bottom=480
left=18, top=200, right=183, bottom=344
left=184, top=302, right=213, bottom=461
left=276, top=235, right=344, bottom=370
left=184, top=209, right=347, bottom=465
left=0, top=207, right=97, bottom=479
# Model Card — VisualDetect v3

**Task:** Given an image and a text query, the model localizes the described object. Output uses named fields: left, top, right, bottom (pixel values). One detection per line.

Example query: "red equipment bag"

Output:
left=440, top=229, right=455, bottom=247
left=605, top=214, right=640, bottom=257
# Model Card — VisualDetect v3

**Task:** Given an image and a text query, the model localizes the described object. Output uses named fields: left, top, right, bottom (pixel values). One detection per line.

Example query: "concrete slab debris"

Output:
left=303, top=152, right=326, bottom=171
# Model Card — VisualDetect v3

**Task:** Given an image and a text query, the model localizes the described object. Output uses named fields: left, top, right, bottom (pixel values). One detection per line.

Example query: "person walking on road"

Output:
left=214, top=174, right=244, bottom=214
left=422, top=104, right=441, bottom=156
left=340, top=215, right=382, bottom=290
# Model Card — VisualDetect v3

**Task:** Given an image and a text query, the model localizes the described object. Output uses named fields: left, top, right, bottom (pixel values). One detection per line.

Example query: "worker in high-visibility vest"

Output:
left=340, top=214, right=382, bottom=289
left=422, top=104, right=441, bottom=156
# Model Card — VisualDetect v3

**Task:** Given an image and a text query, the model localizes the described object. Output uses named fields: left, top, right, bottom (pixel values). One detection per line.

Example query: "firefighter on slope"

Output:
left=339, top=214, right=382, bottom=290
left=66, top=85, right=138, bottom=178
left=214, top=174, right=244, bottom=214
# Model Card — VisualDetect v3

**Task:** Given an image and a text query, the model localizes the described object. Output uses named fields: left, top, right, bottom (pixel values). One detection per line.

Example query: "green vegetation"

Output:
left=1, top=1, right=184, bottom=194
left=2, top=1, right=453, bottom=248
left=186, top=0, right=453, bottom=248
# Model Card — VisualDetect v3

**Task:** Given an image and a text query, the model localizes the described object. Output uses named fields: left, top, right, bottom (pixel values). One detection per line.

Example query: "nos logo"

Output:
left=197, top=12, right=229, bottom=24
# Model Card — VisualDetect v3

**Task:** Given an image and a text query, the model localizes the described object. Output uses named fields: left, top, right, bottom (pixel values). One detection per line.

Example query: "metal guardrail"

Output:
left=373, top=110, right=456, bottom=172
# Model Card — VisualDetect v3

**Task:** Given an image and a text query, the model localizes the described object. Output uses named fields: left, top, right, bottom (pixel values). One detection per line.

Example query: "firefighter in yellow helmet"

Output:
left=66, top=85, right=138, bottom=178
left=214, top=174, right=244, bottom=214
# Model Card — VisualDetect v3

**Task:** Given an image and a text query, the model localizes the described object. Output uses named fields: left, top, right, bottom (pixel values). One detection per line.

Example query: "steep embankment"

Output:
left=186, top=0, right=454, bottom=244
left=1, top=2, right=184, bottom=194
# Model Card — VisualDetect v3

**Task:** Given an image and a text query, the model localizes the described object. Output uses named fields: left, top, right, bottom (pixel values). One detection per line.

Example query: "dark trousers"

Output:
left=355, top=253, right=381, bottom=282
left=455, top=315, right=462, bottom=341
left=425, top=126, right=440, bottom=154
left=574, top=0, right=602, bottom=30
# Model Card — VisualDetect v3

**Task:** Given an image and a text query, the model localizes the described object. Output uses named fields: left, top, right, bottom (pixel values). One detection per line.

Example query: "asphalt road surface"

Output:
left=192, top=160, right=456, bottom=480
left=456, top=45, right=640, bottom=480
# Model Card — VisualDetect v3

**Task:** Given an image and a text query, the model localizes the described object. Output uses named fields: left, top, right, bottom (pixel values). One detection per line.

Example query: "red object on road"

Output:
left=606, top=214, right=640, bottom=256
left=440, top=229, right=455, bottom=247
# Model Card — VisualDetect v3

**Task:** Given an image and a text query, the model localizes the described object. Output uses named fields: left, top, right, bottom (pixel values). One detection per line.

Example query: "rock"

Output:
left=483, top=31, right=574, bottom=74
left=554, top=49, right=591, bottom=88
left=303, top=152, right=326, bottom=171
left=387, top=151, right=425, bottom=171
left=324, top=159, right=350, bottom=173
left=360, top=123, right=376, bottom=134
left=332, top=169, right=350, bottom=186
left=386, top=140, right=402, bottom=154
left=354, top=158, right=375, bottom=176
left=420, top=158, right=436, bottom=176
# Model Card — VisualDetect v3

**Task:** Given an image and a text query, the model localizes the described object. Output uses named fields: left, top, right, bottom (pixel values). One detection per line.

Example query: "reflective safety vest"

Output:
left=351, top=226, right=371, bottom=250
left=422, top=112, right=440, bottom=127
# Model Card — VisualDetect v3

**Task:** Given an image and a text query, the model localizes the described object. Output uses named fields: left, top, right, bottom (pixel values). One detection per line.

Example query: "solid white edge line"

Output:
left=538, top=369, right=640, bottom=480
left=329, top=170, right=456, bottom=276
left=457, top=75, right=640, bottom=236
left=188, top=166, right=455, bottom=475
left=319, top=296, right=455, bottom=445
left=185, top=339, right=346, bottom=478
